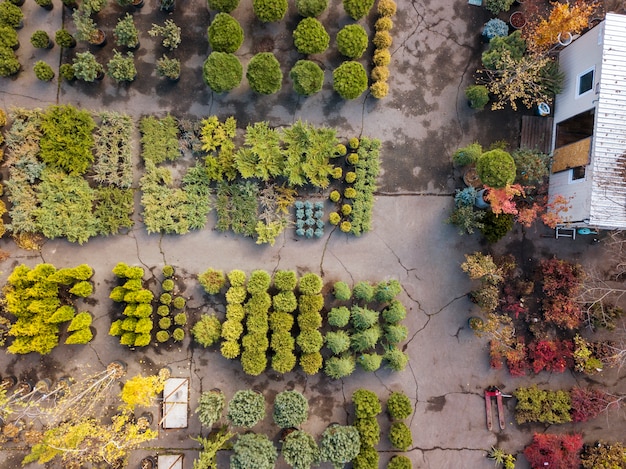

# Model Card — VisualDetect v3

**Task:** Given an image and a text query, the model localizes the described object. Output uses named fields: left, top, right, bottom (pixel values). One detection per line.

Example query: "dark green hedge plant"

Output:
left=203, top=52, right=243, bottom=92
left=207, top=0, right=239, bottom=11
left=293, top=18, right=329, bottom=55
left=0, top=48, right=20, bottom=77
left=208, top=13, right=244, bottom=53
left=34, top=61, right=55, bottom=81
left=253, top=0, right=287, bottom=22
left=295, top=0, right=327, bottom=16
left=336, top=24, right=368, bottom=59
left=333, top=61, right=368, bottom=99
left=246, top=52, right=283, bottom=95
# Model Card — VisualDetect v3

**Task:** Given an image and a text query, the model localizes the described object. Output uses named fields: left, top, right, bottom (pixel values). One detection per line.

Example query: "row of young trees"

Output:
left=191, top=268, right=410, bottom=378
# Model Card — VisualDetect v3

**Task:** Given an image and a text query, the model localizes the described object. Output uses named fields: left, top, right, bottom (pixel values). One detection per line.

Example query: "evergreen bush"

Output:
left=273, top=390, right=309, bottom=428
left=203, top=52, right=242, bottom=93
left=31, top=30, right=52, bottom=48
left=227, top=390, right=266, bottom=428
left=333, top=61, right=368, bottom=99
left=231, top=433, right=277, bottom=469
left=281, top=430, right=320, bottom=469
left=293, top=18, right=329, bottom=54
left=295, top=0, right=327, bottom=16
left=208, top=13, right=244, bottom=53
left=389, top=422, right=412, bottom=451
left=336, top=24, right=368, bottom=59
left=192, top=314, right=222, bottom=347
left=387, top=391, right=412, bottom=420
left=320, top=425, right=360, bottom=468
left=207, top=0, right=239, bottom=11
left=324, top=354, right=356, bottom=379
left=343, top=0, right=374, bottom=20
left=246, top=52, right=283, bottom=95
left=253, top=0, right=287, bottom=22
left=34, top=61, right=55, bottom=81
left=476, top=149, right=516, bottom=188
left=196, top=389, right=226, bottom=427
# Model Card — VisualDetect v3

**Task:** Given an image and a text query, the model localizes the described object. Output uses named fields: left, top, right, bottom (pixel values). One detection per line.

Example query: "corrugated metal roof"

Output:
left=589, top=13, right=626, bottom=229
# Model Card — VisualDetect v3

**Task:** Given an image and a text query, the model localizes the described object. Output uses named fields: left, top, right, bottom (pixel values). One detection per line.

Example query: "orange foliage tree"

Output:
left=526, top=0, right=597, bottom=52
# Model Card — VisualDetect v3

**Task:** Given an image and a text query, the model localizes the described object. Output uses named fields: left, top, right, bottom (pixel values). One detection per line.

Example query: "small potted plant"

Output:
left=59, top=63, right=76, bottom=81
left=509, top=10, right=526, bottom=29
left=468, top=316, right=484, bottom=331
left=0, top=2, right=24, bottom=28
left=156, top=55, right=180, bottom=81
left=0, top=48, right=20, bottom=77
left=148, top=19, right=181, bottom=50
left=35, top=0, right=54, bottom=10
left=159, top=0, right=175, bottom=12
left=465, top=84, right=489, bottom=110
left=72, top=8, right=106, bottom=45
left=114, top=13, right=139, bottom=48
left=30, top=30, right=54, bottom=49
left=33, top=61, right=55, bottom=81
left=72, top=50, right=104, bottom=81
left=482, top=18, right=509, bottom=41
left=106, top=50, right=137, bottom=83
left=484, top=0, right=514, bottom=14
left=55, top=29, right=76, bottom=48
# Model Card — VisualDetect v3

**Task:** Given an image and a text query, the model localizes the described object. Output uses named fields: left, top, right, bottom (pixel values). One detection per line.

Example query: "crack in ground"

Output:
left=319, top=224, right=338, bottom=277
left=404, top=294, right=467, bottom=347
left=271, top=231, right=287, bottom=275
left=372, top=231, right=420, bottom=280
left=87, top=343, right=106, bottom=369
left=340, top=379, right=349, bottom=423
left=158, top=233, right=167, bottom=265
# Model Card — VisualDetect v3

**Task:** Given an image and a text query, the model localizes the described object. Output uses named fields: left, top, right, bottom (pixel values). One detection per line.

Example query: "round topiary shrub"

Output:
left=476, top=149, right=516, bottom=188
left=157, top=305, right=170, bottom=316
left=373, top=48, right=391, bottom=66
left=156, top=330, right=170, bottom=342
left=207, top=0, right=239, bottom=12
left=370, top=80, right=389, bottom=98
left=295, top=0, right=327, bottom=16
left=340, top=221, right=352, bottom=233
left=160, top=293, right=172, bottom=306
left=387, top=391, right=413, bottom=420
left=174, top=312, right=187, bottom=326
left=452, top=142, right=482, bottom=167
left=371, top=66, right=389, bottom=82
left=59, top=63, right=75, bottom=81
left=246, top=52, right=283, bottom=95
left=389, top=422, right=413, bottom=450
left=373, top=30, right=393, bottom=49
left=203, top=52, right=243, bottom=93
left=172, top=327, right=185, bottom=342
left=159, top=317, right=172, bottom=329
left=333, top=61, right=368, bottom=100
left=172, top=296, right=186, bottom=309
left=208, top=13, right=244, bottom=53
left=375, top=16, right=393, bottom=31
left=290, top=60, right=324, bottom=96
left=343, top=0, right=375, bottom=20
left=227, top=389, right=266, bottom=428
left=31, top=30, right=52, bottom=49
left=329, top=212, right=340, bottom=225
left=198, top=268, right=226, bottom=295
left=336, top=24, right=368, bottom=59
left=377, top=0, right=397, bottom=16
left=162, top=279, right=174, bottom=292
left=163, top=265, right=174, bottom=277
left=293, top=18, right=329, bottom=55
left=253, top=0, right=287, bottom=22
left=388, top=455, right=413, bottom=469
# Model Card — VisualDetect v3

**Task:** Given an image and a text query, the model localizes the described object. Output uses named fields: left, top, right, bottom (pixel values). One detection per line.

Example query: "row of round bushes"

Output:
left=370, top=0, right=396, bottom=99
left=206, top=0, right=375, bottom=22
left=202, top=51, right=369, bottom=99
left=155, top=265, right=187, bottom=343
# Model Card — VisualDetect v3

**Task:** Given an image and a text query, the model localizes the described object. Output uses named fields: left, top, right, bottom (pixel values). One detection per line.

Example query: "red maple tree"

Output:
left=524, top=433, right=583, bottom=469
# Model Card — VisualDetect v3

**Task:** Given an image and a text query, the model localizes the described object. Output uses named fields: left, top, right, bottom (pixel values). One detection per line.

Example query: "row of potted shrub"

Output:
left=0, top=2, right=23, bottom=77
left=192, top=386, right=414, bottom=468
left=155, top=265, right=187, bottom=344
left=370, top=0, right=396, bottom=98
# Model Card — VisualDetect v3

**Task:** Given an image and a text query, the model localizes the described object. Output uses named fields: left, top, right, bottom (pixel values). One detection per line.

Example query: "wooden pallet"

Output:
left=520, top=115, right=554, bottom=154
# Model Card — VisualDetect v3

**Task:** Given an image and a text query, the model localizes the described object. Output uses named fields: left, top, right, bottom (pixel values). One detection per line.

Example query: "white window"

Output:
left=569, top=166, right=586, bottom=183
left=576, top=68, right=594, bottom=97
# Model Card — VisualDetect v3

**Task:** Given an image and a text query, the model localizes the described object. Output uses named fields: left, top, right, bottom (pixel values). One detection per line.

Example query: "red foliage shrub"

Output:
left=523, top=433, right=583, bottom=469
left=505, top=340, right=528, bottom=376
left=570, top=387, right=611, bottom=423
left=540, top=259, right=584, bottom=329
left=489, top=340, right=504, bottom=370
left=528, top=340, right=573, bottom=374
